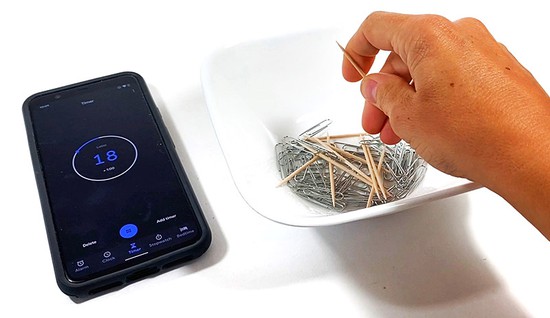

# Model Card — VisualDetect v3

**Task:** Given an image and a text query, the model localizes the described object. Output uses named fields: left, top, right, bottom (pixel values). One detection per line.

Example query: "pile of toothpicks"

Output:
left=276, top=120, right=426, bottom=212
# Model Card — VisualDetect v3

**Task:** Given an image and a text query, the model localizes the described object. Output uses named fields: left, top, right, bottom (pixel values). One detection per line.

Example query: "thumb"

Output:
left=361, top=73, right=416, bottom=119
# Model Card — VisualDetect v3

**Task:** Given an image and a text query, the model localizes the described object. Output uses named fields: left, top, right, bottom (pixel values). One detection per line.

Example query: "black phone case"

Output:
left=22, top=71, right=211, bottom=301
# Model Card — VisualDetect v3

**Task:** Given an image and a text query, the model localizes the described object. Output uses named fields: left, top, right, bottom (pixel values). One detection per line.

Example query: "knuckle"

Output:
left=366, top=10, right=384, bottom=20
left=418, top=14, right=453, bottom=29
left=402, top=15, right=453, bottom=69
left=403, top=14, right=480, bottom=70
left=413, top=14, right=454, bottom=39
left=455, top=17, right=486, bottom=30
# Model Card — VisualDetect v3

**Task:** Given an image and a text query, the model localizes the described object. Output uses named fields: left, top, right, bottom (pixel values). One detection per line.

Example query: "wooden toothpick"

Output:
left=309, top=137, right=374, bottom=186
left=319, top=133, right=365, bottom=140
left=299, top=141, right=374, bottom=186
left=366, top=145, right=387, bottom=208
left=336, top=41, right=366, bottom=78
left=277, top=155, right=319, bottom=187
left=327, top=135, right=336, bottom=208
left=361, top=143, right=381, bottom=201
left=376, top=147, right=388, bottom=199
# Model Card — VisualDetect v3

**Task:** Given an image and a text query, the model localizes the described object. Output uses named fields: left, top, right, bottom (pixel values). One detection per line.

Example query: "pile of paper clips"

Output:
left=276, top=119, right=427, bottom=212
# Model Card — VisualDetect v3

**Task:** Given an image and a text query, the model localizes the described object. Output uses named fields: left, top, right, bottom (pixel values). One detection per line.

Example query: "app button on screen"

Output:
left=119, top=224, right=138, bottom=238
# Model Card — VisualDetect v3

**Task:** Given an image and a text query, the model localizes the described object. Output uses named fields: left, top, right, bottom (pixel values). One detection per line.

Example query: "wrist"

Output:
left=480, top=119, right=550, bottom=240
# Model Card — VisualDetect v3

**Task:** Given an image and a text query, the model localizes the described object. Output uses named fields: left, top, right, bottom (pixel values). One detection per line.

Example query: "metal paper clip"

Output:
left=276, top=120, right=427, bottom=212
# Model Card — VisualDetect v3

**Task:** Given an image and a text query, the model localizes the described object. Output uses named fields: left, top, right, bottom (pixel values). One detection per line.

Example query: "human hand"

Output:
left=343, top=11, right=549, bottom=179
left=342, top=12, right=550, bottom=239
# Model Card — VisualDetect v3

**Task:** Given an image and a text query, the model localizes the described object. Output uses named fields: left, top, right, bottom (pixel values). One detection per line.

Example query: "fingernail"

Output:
left=362, top=78, right=378, bottom=105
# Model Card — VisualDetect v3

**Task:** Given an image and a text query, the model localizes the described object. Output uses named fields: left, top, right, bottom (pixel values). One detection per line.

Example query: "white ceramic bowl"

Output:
left=201, top=28, right=480, bottom=226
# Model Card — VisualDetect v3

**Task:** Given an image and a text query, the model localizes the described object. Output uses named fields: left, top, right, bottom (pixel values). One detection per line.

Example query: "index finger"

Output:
left=342, top=12, right=395, bottom=82
left=341, top=36, right=377, bottom=82
left=343, top=11, right=447, bottom=80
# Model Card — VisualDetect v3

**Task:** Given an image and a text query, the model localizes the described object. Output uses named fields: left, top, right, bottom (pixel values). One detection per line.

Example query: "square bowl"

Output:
left=201, top=28, right=480, bottom=226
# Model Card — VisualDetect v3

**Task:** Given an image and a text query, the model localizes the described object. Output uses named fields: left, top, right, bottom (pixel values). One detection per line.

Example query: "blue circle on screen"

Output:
left=119, top=224, right=138, bottom=238
left=72, top=135, right=138, bottom=182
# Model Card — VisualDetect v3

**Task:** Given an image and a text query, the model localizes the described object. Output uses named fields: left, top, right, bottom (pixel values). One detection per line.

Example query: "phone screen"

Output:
left=27, top=74, right=202, bottom=282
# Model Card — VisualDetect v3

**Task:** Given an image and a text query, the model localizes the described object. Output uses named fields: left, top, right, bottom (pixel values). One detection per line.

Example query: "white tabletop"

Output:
left=2, top=0, right=549, bottom=316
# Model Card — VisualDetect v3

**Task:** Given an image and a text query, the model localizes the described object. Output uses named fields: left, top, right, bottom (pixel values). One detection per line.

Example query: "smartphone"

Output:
left=23, top=72, right=211, bottom=300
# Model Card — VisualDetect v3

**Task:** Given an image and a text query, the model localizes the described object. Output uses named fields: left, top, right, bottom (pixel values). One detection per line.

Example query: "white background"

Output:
left=2, top=0, right=549, bottom=316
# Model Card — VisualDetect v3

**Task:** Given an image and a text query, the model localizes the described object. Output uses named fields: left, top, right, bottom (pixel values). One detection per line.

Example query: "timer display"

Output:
left=72, top=135, right=138, bottom=181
